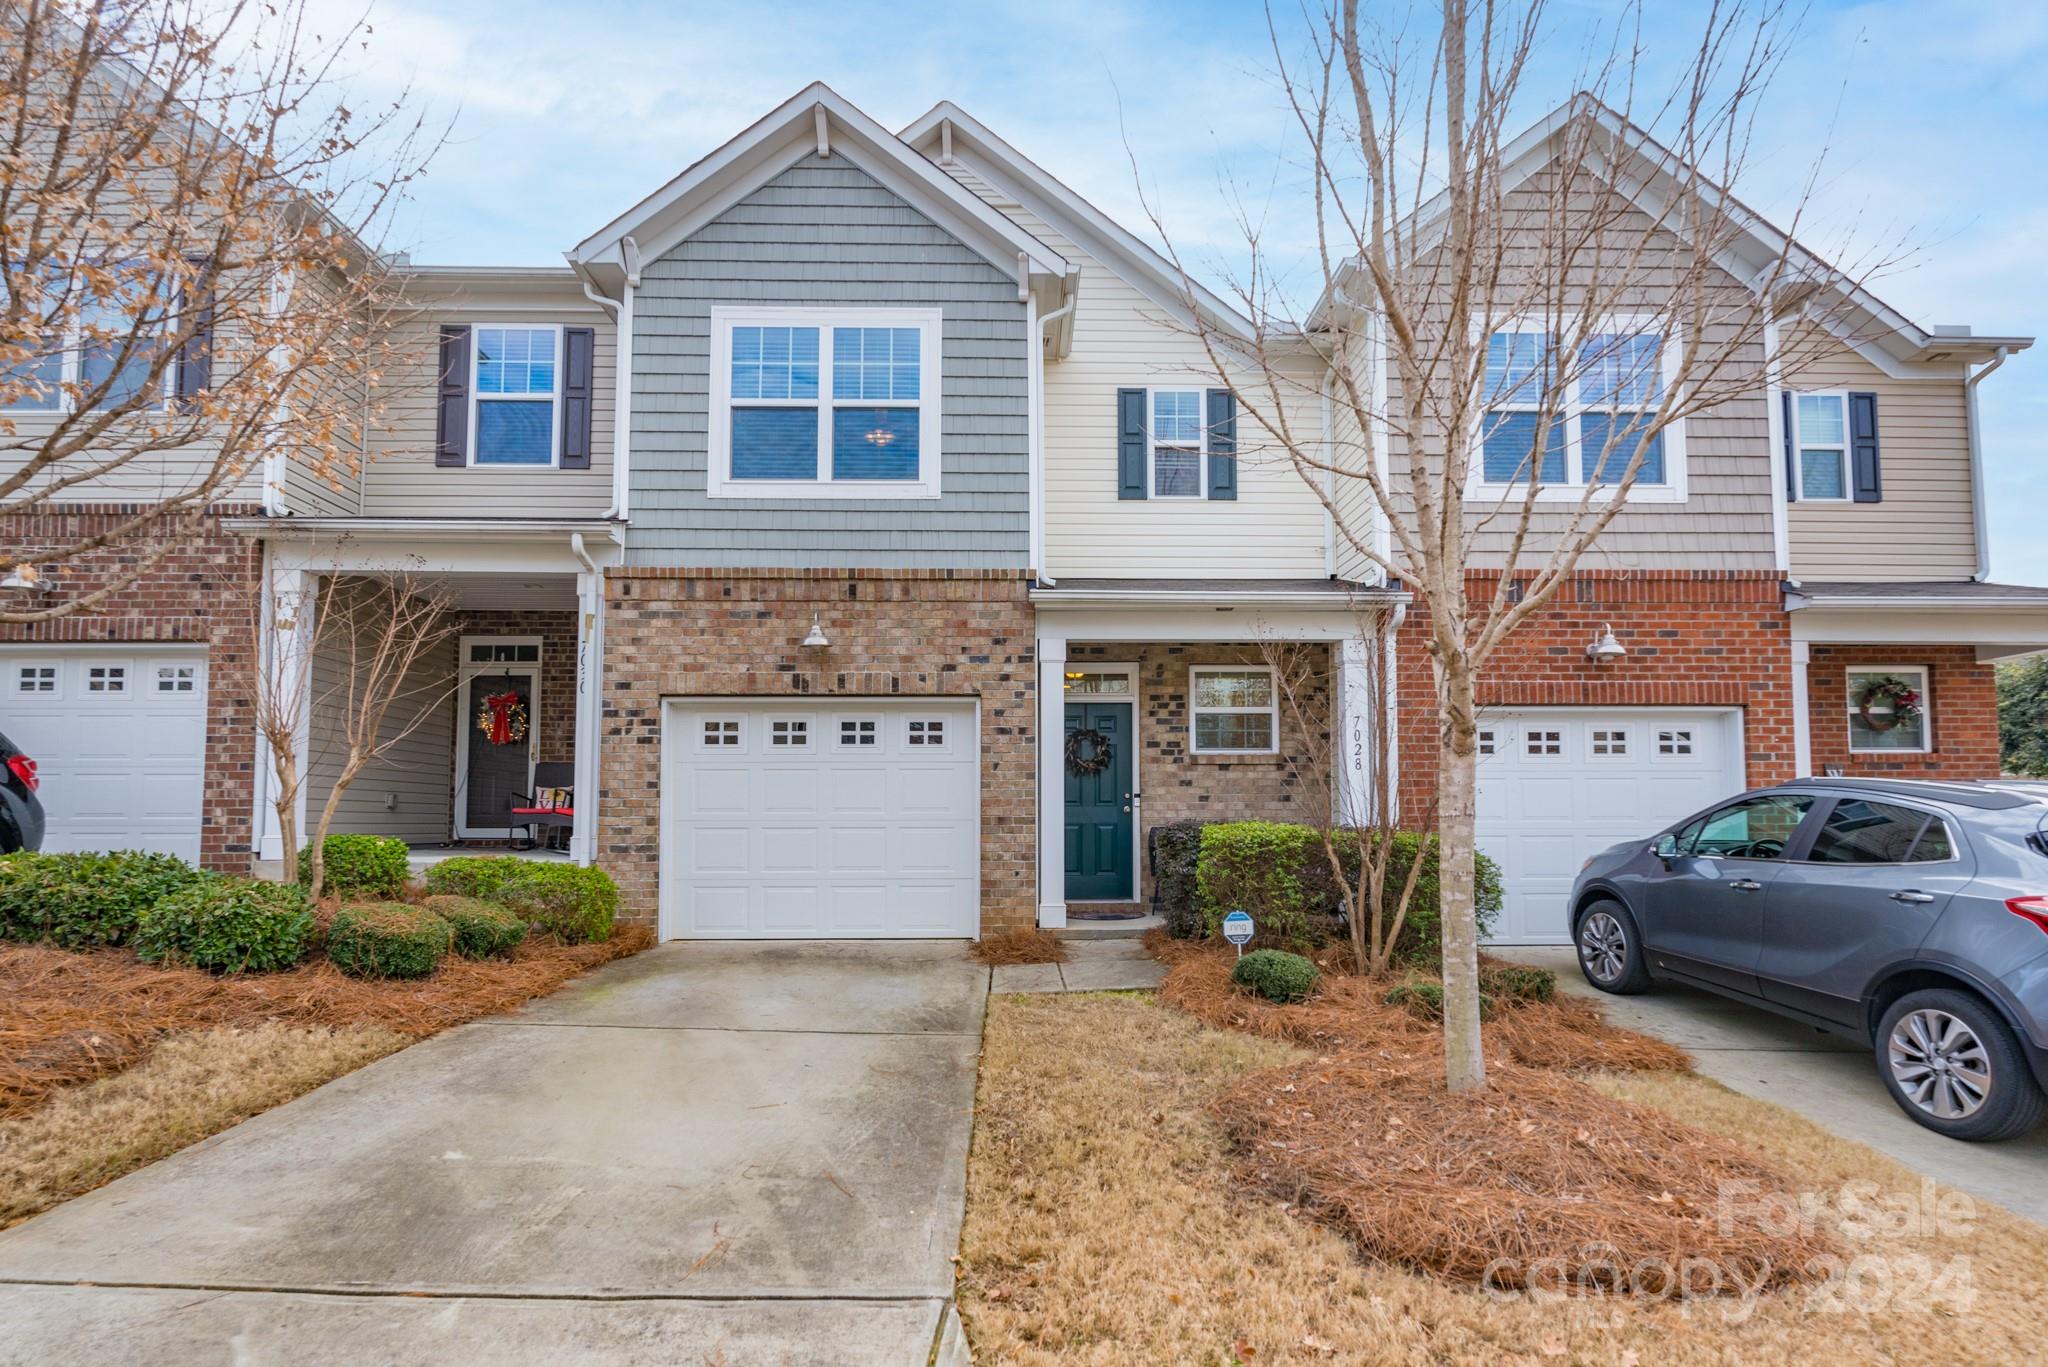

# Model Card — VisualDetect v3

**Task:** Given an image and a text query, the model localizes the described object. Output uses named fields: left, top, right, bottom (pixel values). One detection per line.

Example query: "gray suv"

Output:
left=1570, top=777, right=2048, bottom=1142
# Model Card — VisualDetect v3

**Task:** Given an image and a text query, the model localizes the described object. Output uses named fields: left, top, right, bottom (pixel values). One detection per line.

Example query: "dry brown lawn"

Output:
left=973, top=927, right=1071, bottom=965
left=958, top=993, right=2048, bottom=1365
left=0, top=1023, right=405, bottom=1225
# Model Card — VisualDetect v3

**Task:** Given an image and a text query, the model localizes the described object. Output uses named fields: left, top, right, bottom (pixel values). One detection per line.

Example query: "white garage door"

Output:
left=662, top=699, right=980, bottom=939
left=2, top=649, right=208, bottom=860
left=1476, top=709, right=1739, bottom=944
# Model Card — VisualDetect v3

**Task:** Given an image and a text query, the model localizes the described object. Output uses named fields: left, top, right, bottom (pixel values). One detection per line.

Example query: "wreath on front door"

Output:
left=477, top=691, right=530, bottom=746
left=1065, top=726, right=1115, bottom=777
left=1854, top=675, right=1923, bottom=733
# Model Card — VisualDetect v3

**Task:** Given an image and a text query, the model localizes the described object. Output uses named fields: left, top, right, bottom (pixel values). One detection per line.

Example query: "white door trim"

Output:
left=454, top=635, right=541, bottom=840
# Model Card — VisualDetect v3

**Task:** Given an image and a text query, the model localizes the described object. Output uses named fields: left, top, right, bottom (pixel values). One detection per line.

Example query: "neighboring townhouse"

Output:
left=8, top=82, right=2045, bottom=950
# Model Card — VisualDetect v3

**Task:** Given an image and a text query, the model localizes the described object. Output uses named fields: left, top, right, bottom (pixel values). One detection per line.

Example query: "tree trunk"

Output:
left=1435, top=651, right=1488, bottom=1092
left=271, top=747, right=301, bottom=884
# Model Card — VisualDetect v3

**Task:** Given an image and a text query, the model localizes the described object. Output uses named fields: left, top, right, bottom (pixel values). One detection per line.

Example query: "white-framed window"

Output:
left=700, top=718, right=742, bottom=748
left=1656, top=728, right=1694, bottom=756
left=1590, top=727, right=1629, bottom=757
left=769, top=718, right=810, bottom=748
left=1063, top=670, right=1134, bottom=696
left=706, top=306, right=942, bottom=499
left=1477, top=727, right=1500, bottom=756
left=470, top=324, right=561, bottom=467
left=1472, top=319, right=1684, bottom=501
left=15, top=664, right=57, bottom=694
left=1189, top=666, right=1277, bottom=755
left=1525, top=728, right=1563, bottom=757
left=467, top=640, right=541, bottom=664
left=86, top=664, right=127, bottom=694
left=1, top=272, right=170, bottom=415
left=838, top=717, right=879, bottom=747
left=155, top=664, right=197, bottom=693
left=1148, top=388, right=1206, bottom=499
left=1847, top=665, right=1931, bottom=754
left=907, top=717, right=947, bottom=748
left=1790, top=391, right=1850, bottom=501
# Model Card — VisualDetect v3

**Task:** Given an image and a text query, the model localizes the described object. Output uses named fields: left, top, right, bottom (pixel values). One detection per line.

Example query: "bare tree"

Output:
left=1163, top=1, right=1892, bottom=1090
left=0, top=0, right=432, bottom=620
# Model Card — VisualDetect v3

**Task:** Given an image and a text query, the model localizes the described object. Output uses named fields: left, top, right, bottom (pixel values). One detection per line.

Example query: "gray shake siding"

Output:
left=627, top=154, right=1029, bottom=568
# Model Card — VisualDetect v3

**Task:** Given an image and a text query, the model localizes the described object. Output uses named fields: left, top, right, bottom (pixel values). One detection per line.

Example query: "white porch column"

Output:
left=1334, top=633, right=1377, bottom=827
left=254, top=564, right=318, bottom=863
left=570, top=567, right=605, bottom=866
left=1036, top=633, right=1069, bottom=929
left=1790, top=638, right=1813, bottom=778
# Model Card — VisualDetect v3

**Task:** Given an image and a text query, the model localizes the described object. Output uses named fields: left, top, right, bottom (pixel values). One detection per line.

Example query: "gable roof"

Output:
left=899, top=102, right=1257, bottom=344
left=569, top=83, right=1068, bottom=300
left=1311, top=94, right=2031, bottom=377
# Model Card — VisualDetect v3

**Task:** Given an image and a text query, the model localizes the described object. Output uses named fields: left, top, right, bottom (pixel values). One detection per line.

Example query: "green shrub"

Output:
left=1231, top=948, right=1320, bottom=1004
left=424, top=895, right=527, bottom=959
left=1384, top=978, right=1506, bottom=1022
left=420, top=855, right=529, bottom=904
left=1479, top=962, right=1555, bottom=1005
left=497, top=863, right=618, bottom=944
left=1196, top=822, right=1331, bottom=950
left=0, top=850, right=208, bottom=949
left=1150, top=820, right=1207, bottom=938
left=1364, top=831, right=1505, bottom=966
left=299, top=834, right=410, bottom=899
left=327, top=903, right=453, bottom=979
left=134, top=878, right=315, bottom=973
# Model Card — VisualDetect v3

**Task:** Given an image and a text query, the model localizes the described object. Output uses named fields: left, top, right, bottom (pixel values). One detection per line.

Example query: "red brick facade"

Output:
left=0, top=505, right=264, bottom=871
left=1806, top=643, right=1999, bottom=778
left=1393, top=570, right=1799, bottom=814
left=596, top=569, right=1037, bottom=931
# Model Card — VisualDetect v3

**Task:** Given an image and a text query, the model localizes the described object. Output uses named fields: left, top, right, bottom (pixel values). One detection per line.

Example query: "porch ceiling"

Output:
left=439, top=572, right=578, bottom=611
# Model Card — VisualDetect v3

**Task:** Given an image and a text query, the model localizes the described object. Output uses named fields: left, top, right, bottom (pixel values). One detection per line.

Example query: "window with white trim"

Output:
left=1847, top=666, right=1930, bottom=754
left=155, top=664, right=196, bottom=693
left=1189, top=666, right=1277, bottom=754
left=1, top=271, right=168, bottom=414
left=86, top=665, right=126, bottom=694
left=1476, top=322, right=1677, bottom=494
left=839, top=718, right=878, bottom=747
left=907, top=718, right=947, bottom=747
left=770, top=718, right=809, bottom=747
left=471, top=326, right=559, bottom=466
left=708, top=307, right=942, bottom=498
left=15, top=665, right=56, bottom=694
left=1149, top=389, right=1205, bottom=498
left=1791, top=391, right=1850, bottom=501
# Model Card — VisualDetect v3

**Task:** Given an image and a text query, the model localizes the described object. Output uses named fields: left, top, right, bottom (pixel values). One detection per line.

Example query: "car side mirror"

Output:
left=1652, top=833, right=1679, bottom=861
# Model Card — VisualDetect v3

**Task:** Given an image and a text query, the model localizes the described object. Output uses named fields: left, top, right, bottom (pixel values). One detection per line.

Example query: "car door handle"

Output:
left=1728, top=879, right=1763, bottom=892
left=1890, top=890, right=1936, bottom=904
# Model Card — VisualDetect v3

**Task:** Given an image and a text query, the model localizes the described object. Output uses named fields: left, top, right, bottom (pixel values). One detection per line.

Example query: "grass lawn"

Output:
left=958, top=992, right=2048, bottom=1365
left=0, top=930, right=651, bottom=1226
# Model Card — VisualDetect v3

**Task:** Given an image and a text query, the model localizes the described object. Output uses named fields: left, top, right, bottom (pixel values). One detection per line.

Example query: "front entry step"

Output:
left=1055, top=914, right=1163, bottom=940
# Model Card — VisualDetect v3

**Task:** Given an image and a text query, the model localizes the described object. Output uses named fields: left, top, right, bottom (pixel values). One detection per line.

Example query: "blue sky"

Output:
left=329, top=0, right=2048, bottom=581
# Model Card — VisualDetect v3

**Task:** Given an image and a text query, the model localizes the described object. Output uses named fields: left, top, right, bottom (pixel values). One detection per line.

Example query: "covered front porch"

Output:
left=242, top=519, right=624, bottom=872
left=1030, top=579, right=1405, bottom=928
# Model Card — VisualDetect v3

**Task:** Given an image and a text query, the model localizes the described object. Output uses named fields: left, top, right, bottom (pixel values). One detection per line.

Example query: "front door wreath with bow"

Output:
left=478, top=691, right=530, bottom=746
left=1854, top=675, right=1923, bottom=733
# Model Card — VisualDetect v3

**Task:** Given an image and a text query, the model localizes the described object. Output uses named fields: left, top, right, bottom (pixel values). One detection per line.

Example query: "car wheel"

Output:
left=1574, top=899, right=1651, bottom=995
left=1877, top=989, right=2048, bottom=1142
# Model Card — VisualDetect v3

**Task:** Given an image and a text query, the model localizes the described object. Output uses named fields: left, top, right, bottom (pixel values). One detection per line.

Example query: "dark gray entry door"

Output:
left=464, top=673, right=533, bottom=834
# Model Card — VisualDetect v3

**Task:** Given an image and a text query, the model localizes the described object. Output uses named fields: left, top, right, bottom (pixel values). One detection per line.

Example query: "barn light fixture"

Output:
left=0, top=563, right=44, bottom=594
left=1584, top=623, right=1627, bottom=663
left=801, top=611, right=830, bottom=649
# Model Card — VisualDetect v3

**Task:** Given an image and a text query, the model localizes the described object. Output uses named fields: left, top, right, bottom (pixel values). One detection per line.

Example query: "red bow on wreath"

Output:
left=478, top=691, right=529, bottom=746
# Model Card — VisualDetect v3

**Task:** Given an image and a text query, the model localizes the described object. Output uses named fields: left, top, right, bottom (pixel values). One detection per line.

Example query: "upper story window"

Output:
left=473, top=326, right=558, bottom=466
left=1785, top=390, right=1886, bottom=504
left=1474, top=323, right=1682, bottom=501
left=707, top=306, right=942, bottom=500
left=2, top=276, right=167, bottom=414
left=1150, top=389, right=1205, bottom=498
left=1116, top=385, right=1237, bottom=502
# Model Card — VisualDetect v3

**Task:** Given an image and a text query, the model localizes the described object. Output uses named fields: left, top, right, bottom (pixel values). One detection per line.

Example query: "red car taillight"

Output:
left=2006, top=896, right=2048, bottom=936
left=5, top=754, right=35, bottom=794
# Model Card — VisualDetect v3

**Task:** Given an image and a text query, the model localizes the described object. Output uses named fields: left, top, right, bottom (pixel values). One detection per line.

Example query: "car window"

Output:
left=1807, top=799, right=1931, bottom=864
left=1684, top=794, right=1816, bottom=859
left=1907, top=818, right=1955, bottom=863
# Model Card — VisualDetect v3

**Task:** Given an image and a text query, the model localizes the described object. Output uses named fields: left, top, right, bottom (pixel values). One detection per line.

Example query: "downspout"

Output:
left=1032, top=284, right=1078, bottom=588
left=574, top=237, right=639, bottom=522
left=1762, top=308, right=1792, bottom=581
left=1964, top=345, right=2012, bottom=582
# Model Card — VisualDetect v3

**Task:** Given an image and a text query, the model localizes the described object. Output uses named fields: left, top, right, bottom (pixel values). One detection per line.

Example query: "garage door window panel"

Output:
left=1590, top=727, right=1630, bottom=758
left=839, top=717, right=880, bottom=748
left=16, top=665, right=56, bottom=694
left=770, top=718, right=811, bottom=748
left=699, top=718, right=744, bottom=749
left=87, top=665, right=126, bottom=694
left=1684, top=794, right=1817, bottom=860
left=907, top=718, right=948, bottom=748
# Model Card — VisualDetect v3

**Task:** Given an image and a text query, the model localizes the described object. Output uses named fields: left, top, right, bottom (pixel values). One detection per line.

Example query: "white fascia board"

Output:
left=226, top=516, right=625, bottom=545
left=1031, top=603, right=1369, bottom=642
left=900, top=103, right=1259, bottom=344
left=571, top=84, right=1066, bottom=285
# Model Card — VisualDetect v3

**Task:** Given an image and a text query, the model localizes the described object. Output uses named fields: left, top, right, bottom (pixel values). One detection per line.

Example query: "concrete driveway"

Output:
left=0, top=941, right=987, bottom=1366
left=1504, top=947, right=2048, bottom=1227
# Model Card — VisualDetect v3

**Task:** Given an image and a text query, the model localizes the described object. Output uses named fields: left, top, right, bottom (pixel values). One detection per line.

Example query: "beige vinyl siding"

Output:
left=1786, top=330, right=1976, bottom=581
left=357, top=282, right=615, bottom=519
left=946, top=152, right=1330, bottom=581
left=1327, top=330, right=1377, bottom=581
left=303, top=578, right=455, bottom=844
left=278, top=268, right=366, bottom=517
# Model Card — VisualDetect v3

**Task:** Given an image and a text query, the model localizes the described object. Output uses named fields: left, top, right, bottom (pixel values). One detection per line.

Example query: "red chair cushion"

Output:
left=510, top=806, right=573, bottom=816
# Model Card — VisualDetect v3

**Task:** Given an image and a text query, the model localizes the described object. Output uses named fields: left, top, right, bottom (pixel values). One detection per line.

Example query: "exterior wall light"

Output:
left=801, top=611, right=830, bottom=649
left=1585, top=623, right=1627, bottom=663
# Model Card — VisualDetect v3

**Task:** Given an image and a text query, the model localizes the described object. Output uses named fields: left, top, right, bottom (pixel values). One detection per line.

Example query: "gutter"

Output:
left=220, top=516, right=623, bottom=537
left=1031, top=587, right=1412, bottom=610
left=1965, top=345, right=2012, bottom=581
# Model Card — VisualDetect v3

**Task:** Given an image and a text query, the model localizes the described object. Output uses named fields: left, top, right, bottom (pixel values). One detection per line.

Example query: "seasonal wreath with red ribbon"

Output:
left=1854, top=675, right=1922, bottom=733
left=477, top=691, right=530, bottom=746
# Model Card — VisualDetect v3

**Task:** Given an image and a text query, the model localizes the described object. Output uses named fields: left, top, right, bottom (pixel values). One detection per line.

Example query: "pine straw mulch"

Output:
left=970, top=927, right=1070, bottom=966
left=0, top=927, right=653, bottom=1118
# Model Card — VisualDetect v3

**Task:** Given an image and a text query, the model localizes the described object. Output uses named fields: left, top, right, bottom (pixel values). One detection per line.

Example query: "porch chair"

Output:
left=510, top=761, right=575, bottom=852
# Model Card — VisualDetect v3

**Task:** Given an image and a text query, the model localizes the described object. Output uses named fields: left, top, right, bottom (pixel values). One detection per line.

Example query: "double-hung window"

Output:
left=1189, top=666, right=1278, bottom=755
left=2, top=273, right=166, bottom=414
left=472, top=326, right=559, bottom=466
left=1149, top=389, right=1205, bottom=497
left=709, top=307, right=942, bottom=498
left=1476, top=321, right=1679, bottom=498
left=1791, top=392, right=1849, bottom=500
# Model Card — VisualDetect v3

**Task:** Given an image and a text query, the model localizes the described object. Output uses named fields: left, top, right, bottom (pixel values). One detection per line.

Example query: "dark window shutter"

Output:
left=1206, top=387, right=1238, bottom=500
left=435, top=325, right=471, bottom=467
left=1848, top=391, right=1882, bottom=503
left=560, top=326, right=595, bottom=470
left=1781, top=389, right=1796, bottom=503
left=174, top=257, right=213, bottom=409
left=1116, top=387, right=1147, bottom=499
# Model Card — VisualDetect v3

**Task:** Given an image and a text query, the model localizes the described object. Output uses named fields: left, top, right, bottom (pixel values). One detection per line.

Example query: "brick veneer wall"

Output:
left=1394, top=570, right=1797, bottom=815
left=597, top=569, right=1036, bottom=932
left=1806, top=643, right=1999, bottom=778
left=450, top=609, right=580, bottom=765
left=1066, top=641, right=1331, bottom=903
left=0, top=505, right=264, bottom=871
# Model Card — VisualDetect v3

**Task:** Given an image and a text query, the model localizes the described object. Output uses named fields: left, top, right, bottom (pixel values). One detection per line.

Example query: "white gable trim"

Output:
left=570, top=83, right=1067, bottom=291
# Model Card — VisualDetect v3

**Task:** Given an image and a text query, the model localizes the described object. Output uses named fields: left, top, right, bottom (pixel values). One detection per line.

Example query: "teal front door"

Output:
left=1064, top=701, right=1134, bottom=900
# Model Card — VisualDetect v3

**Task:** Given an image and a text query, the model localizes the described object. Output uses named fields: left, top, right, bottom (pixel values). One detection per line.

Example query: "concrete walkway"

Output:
left=1502, top=946, right=2048, bottom=1227
left=991, top=936, right=1166, bottom=994
left=0, top=941, right=988, bottom=1366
